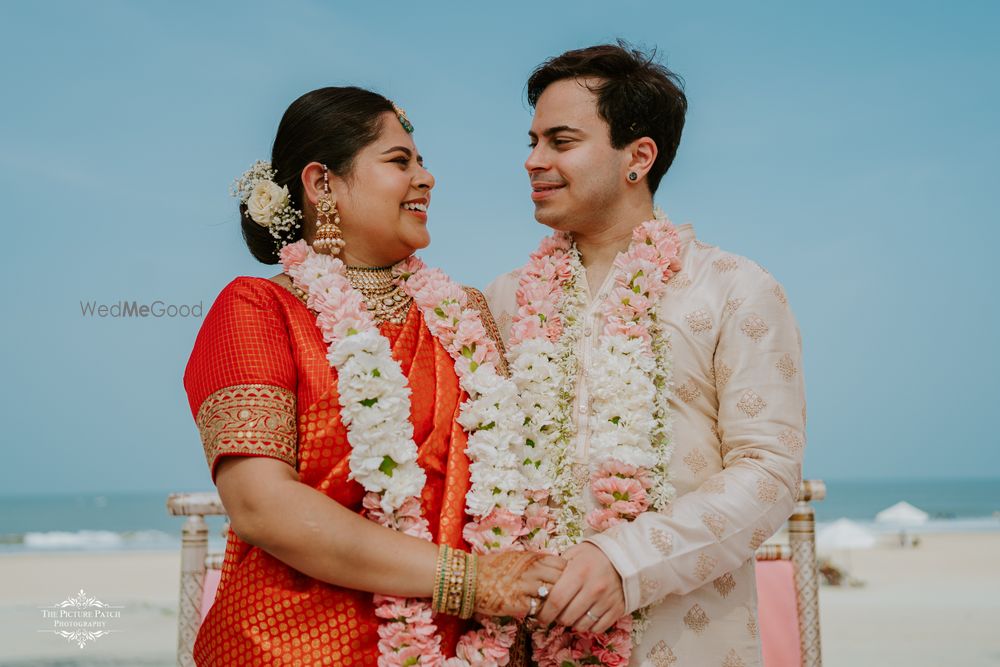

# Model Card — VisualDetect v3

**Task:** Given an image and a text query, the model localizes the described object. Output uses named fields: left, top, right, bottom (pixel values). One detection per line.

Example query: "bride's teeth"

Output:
left=403, top=202, right=427, bottom=212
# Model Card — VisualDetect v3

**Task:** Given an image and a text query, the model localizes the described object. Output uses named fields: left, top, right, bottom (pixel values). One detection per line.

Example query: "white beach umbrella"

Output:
left=875, top=501, right=929, bottom=527
left=816, top=518, right=877, bottom=552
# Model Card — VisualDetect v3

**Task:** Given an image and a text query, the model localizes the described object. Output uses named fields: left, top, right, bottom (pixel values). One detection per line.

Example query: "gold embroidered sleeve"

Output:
left=463, top=286, right=510, bottom=377
left=195, top=384, right=298, bottom=478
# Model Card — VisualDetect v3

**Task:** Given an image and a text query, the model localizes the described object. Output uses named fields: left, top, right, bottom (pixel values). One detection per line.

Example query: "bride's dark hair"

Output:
left=241, top=86, right=394, bottom=264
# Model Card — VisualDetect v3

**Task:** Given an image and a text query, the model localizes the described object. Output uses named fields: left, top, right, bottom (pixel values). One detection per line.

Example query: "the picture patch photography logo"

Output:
left=38, top=589, right=125, bottom=648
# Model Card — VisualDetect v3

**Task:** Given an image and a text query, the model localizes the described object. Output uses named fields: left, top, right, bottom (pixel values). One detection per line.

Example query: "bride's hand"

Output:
left=475, top=551, right=566, bottom=617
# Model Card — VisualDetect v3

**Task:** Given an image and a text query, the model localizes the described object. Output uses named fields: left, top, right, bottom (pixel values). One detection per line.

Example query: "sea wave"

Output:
left=0, top=529, right=182, bottom=553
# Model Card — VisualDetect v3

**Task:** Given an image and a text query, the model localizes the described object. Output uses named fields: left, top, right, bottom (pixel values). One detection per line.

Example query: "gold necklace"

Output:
left=345, top=264, right=412, bottom=324
left=287, top=264, right=412, bottom=325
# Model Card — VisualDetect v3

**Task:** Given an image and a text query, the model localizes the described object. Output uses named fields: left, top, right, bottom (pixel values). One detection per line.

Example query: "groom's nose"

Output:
left=525, top=145, right=549, bottom=173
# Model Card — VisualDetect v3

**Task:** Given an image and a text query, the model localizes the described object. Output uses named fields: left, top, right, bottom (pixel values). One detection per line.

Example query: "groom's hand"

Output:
left=535, top=542, right=626, bottom=634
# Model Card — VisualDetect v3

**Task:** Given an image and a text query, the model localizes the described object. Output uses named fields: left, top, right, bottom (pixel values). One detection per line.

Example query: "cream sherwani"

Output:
left=486, top=224, right=806, bottom=667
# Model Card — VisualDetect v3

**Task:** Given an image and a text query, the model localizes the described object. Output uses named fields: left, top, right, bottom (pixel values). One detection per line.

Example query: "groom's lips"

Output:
left=531, top=182, right=565, bottom=202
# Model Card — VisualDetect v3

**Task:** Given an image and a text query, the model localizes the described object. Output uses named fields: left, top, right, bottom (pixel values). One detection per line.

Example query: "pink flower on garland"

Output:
left=463, top=507, right=526, bottom=553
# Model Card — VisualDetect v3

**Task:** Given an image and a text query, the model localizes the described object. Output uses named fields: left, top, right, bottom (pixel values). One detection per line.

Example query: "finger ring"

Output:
left=528, top=597, right=539, bottom=616
left=586, top=610, right=599, bottom=622
left=537, top=584, right=550, bottom=598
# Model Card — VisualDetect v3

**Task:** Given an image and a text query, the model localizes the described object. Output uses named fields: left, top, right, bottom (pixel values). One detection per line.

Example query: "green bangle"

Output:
left=432, top=544, right=450, bottom=614
left=460, top=552, right=478, bottom=619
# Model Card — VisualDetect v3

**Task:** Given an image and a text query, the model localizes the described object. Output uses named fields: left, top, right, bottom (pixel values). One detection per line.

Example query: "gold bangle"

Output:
left=445, top=549, right=466, bottom=616
left=432, top=545, right=477, bottom=617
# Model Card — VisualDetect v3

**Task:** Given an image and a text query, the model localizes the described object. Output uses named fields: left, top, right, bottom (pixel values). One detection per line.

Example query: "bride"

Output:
left=183, top=86, right=564, bottom=665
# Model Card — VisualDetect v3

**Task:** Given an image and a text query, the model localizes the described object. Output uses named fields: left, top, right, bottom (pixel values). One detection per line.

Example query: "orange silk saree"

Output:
left=184, top=276, right=491, bottom=665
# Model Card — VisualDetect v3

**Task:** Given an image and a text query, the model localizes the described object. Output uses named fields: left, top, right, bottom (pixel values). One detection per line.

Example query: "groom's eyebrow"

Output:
left=529, top=125, right=584, bottom=140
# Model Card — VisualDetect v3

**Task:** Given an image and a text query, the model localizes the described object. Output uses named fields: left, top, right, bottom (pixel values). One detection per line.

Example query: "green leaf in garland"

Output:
left=378, top=456, right=398, bottom=477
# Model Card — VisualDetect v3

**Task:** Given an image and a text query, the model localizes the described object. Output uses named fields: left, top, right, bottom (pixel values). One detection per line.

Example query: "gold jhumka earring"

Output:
left=312, top=166, right=345, bottom=255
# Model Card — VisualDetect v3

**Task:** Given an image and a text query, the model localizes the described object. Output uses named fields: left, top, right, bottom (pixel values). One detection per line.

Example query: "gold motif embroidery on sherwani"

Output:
left=722, top=648, right=747, bottom=667
left=694, top=239, right=715, bottom=250
left=683, top=604, right=711, bottom=633
left=640, top=574, right=662, bottom=606
left=702, top=476, right=726, bottom=494
left=684, top=449, right=709, bottom=474
left=650, top=528, right=674, bottom=557
left=712, top=256, right=739, bottom=273
left=648, top=641, right=678, bottom=666
left=675, top=377, right=702, bottom=403
left=685, top=309, right=714, bottom=333
left=772, top=283, right=788, bottom=305
left=195, top=384, right=297, bottom=469
left=779, top=428, right=805, bottom=455
left=746, top=608, right=759, bottom=638
left=713, top=572, right=736, bottom=598
left=695, top=553, right=718, bottom=581
left=740, top=314, right=769, bottom=341
left=668, top=273, right=692, bottom=291
left=714, top=362, right=733, bottom=388
left=757, top=478, right=780, bottom=504
left=776, top=353, right=798, bottom=381
left=737, top=390, right=767, bottom=418
left=749, top=527, right=770, bottom=550
left=723, top=297, right=745, bottom=317
left=701, top=512, right=726, bottom=541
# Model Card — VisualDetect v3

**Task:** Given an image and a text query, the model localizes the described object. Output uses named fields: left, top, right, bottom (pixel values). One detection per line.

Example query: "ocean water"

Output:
left=1, top=478, right=997, bottom=554
left=0, top=492, right=229, bottom=554
left=813, top=478, right=1000, bottom=522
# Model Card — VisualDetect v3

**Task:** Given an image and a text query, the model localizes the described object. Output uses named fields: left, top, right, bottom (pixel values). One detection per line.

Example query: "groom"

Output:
left=486, top=43, right=806, bottom=665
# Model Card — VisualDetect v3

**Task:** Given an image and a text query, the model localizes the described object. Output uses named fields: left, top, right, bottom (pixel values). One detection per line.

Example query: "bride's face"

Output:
left=331, top=112, right=435, bottom=266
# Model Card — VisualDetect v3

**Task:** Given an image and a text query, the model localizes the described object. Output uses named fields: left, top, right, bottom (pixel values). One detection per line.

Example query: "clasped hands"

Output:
left=475, top=542, right=626, bottom=634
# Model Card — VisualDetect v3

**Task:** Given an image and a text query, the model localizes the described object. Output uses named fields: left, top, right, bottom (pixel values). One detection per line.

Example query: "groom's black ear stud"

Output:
left=628, top=171, right=639, bottom=182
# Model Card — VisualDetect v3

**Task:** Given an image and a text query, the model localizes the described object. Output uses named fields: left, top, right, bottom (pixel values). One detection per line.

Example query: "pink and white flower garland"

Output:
left=507, top=214, right=683, bottom=667
left=280, top=241, right=531, bottom=666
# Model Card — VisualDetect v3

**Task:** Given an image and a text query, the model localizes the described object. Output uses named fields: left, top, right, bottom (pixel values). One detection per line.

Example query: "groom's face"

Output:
left=526, top=78, right=628, bottom=233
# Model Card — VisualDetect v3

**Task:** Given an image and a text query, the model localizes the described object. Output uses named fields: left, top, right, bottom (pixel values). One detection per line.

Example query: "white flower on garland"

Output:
left=279, top=241, right=535, bottom=665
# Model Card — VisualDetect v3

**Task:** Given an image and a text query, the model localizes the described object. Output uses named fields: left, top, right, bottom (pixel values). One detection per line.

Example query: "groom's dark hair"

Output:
left=527, top=41, right=687, bottom=195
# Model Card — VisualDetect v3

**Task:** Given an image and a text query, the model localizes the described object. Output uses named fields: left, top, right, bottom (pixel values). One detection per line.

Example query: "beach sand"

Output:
left=0, top=532, right=998, bottom=666
left=819, top=531, right=1000, bottom=666
left=0, top=551, right=178, bottom=666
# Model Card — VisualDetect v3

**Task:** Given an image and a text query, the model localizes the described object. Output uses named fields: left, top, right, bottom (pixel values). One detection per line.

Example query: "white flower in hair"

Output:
left=233, top=159, right=303, bottom=246
left=247, top=180, right=289, bottom=226
left=247, top=180, right=288, bottom=227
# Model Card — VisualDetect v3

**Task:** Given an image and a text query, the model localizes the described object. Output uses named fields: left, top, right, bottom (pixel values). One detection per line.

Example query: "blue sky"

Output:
left=1, top=1, right=997, bottom=494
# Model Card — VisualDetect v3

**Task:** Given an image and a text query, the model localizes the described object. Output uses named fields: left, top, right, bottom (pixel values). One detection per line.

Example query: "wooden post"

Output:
left=177, top=515, right=207, bottom=667
left=790, top=480, right=825, bottom=667
left=167, top=492, right=224, bottom=667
